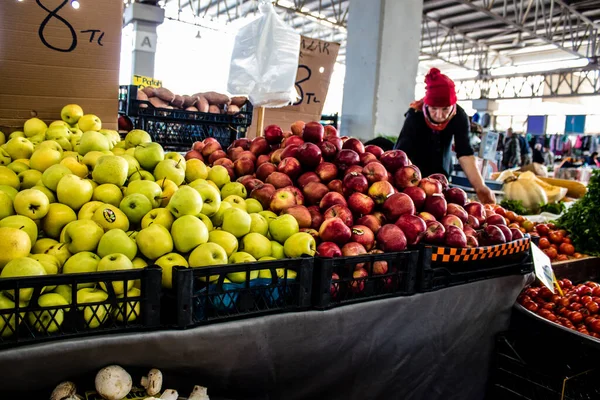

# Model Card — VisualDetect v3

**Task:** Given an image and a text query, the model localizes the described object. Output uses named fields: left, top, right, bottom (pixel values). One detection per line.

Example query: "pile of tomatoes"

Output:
left=534, top=223, right=584, bottom=262
left=488, top=205, right=536, bottom=234
left=518, top=280, right=600, bottom=338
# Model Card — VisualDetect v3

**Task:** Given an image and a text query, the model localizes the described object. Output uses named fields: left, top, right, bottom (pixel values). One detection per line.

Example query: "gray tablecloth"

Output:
left=0, top=274, right=530, bottom=399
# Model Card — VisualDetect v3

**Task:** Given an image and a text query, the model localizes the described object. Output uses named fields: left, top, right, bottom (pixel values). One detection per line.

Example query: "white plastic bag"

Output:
left=227, top=1, right=300, bottom=108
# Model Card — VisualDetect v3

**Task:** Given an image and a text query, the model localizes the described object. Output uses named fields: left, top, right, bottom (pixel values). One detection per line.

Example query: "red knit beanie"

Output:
left=424, top=68, right=457, bottom=107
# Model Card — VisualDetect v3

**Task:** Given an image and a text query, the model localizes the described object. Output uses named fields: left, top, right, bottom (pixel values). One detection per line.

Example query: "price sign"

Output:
left=531, top=242, right=556, bottom=293
left=132, top=75, right=162, bottom=89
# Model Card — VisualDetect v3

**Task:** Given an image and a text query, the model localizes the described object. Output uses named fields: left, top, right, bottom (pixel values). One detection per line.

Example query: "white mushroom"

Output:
left=95, top=365, right=132, bottom=400
left=140, top=368, right=163, bottom=396
left=188, top=385, right=210, bottom=400
left=50, top=381, right=77, bottom=400
left=159, top=389, right=179, bottom=400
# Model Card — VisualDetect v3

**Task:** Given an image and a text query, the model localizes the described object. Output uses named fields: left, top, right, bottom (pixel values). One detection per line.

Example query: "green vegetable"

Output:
left=500, top=199, right=528, bottom=215
left=540, top=202, right=566, bottom=215
left=557, top=170, right=600, bottom=256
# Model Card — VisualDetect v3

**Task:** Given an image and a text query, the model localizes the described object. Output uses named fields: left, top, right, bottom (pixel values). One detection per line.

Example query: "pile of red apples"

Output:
left=185, top=121, right=525, bottom=266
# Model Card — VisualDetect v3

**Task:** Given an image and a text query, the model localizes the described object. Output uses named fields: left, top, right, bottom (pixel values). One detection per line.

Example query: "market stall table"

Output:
left=0, top=274, right=530, bottom=399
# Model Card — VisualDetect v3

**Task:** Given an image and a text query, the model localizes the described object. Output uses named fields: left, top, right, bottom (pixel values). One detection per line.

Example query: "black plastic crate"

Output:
left=118, top=85, right=253, bottom=151
left=419, top=237, right=533, bottom=293
left=170, top=258, right=313, bottom=328
left=487, top=331, right=600, bottom=400
left=312, top=251, right=419, bottom=310
left=0, top=266, right=161, bottom=348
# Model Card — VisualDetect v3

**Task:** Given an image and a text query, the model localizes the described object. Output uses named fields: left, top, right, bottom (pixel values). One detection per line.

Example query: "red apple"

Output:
left=363, top=162, right=388, bottom=184
left=208, top=150, right=227, bottom=165
left=482, top=225, right=506, bottom=245
left=303, top=182, right=330, bottom=206
left=372, top=211, right=387, bottom=225
left=486, top=214, right=507, bottom=226
left=303, top=121, right=325, bottom=143
left=249, top=137, right=270, bottom=155
left=250, top=183, right=276, bottom=209
left=317, top=242, right=342, bottom=258
left=429, top=173, right=449, bottom=191
left=231, top=138, right=250, bottom=150
left=350, top=225, right=375, bottom=251
left=403, top=186, right=427, bottom=211
left=201, top=141, right=222, bottom=158
left=379, top=150, right=409, bottom=172
left=289, top=186, right=304, bottom=206
left=382, top=193, right=415, bottom=222
left=270, top=148, right=284, bottom=164
left=511, top=228, right=524, bottom=240
left=465, top=202, right=486, bottom=225
left=446, top=203, right=468, bottom=223
left=184, top=150, right=204, bottom=161
left=330, top=271, right=340, bottom=298
left=355, top=215, right=381, bottom=235
left=297, top=143, right=322, bottom=169
left=280, top=144, right=299, bottom=160
left=324, top=125, right=338, bottom=138
left=203, top=137, right=219, bottom=145
left=444, top=187, right=468, bottom=206
left=326, top=136, right=343, bottom=151
left=418, top=177, right=443, bottom=197
left=342, top=138, right=365, bottom=154
left=297, top=172, right=321, bottom=189
left=264, top=125, right=284, bottom=145
left=192, top=141, right=204, bottom=152
left=367, top=181, right=395, bottom=205
left=424, top=193, right=447, bottom=220
left=419, top=212, right=437, bottom=222
left=265, top=172, right=293, bottom=189
left=423, top=221, right=446, bottom=244
left=440, top=214, right=464, bottom=230
left=395, top=214, right=427, bottom=245
left=324, top=205, right=354, bottom=227
left=282, top=135, right=304, bottom=148
left=497, top=225, right=513, bottom=242
left=394, top=165, right=422, bottom=189
left=347, top=192, right=375, bottom=216
left=283, top=205, right=312, bottom=229
left=319, top=217, right=352, bottom=245
left=328, top=179, right=343, bottom=194
left=213, top=158, right=233, bottom=170
left=445, top=225, right=467, bottom=248
left=466, top=235, right=479, bottom=248
left=256, top=162, right=277, bottom=182
left=342, top=242, right=367, bottom=260
left=463, top=225, right=477, bottom=237
left=466, top=215, right=480, bottom=229
left=270, top=187, right=299, bottom=213
left=359, top=152, right=378, bottom=166
left=308, top=205, right=324, bottom=230
left=234, top=157, right=255, bottom=177
left=256, top=154, right=271, bottom=167
left=372, top=253, right=389, bottom=275
left=320, top=191, right=347, bottom=211
left=237, top=150, right=257, bottom=163
left=315, top=162, right=338, bottom=182
left=344, top=165, right=364, bottom=176
left=335, top=149, right=360, bottom=173
left=364, top=145, right=383, bottom=158
left=350, top=268, right=368, bottom=293
left=277, top=157, right=302, bottom=180
left=376, top=224, right=407, bottom=252
left=343, top=172, right=369, bottom=194
left=318, top=141, right=338, bottom=161
left=291, top=121, right=305, bottom=137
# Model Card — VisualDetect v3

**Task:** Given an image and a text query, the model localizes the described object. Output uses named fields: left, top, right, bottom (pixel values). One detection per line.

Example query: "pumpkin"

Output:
left=503, top=171, right=548, bottom=213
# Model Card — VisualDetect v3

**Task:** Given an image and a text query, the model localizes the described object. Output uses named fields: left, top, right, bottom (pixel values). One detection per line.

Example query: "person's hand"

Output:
left=475, top=186, right=496, bottom=204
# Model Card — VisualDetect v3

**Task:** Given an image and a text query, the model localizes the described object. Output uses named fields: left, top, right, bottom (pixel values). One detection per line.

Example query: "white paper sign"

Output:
left=531, top=242, right=555, bottom=293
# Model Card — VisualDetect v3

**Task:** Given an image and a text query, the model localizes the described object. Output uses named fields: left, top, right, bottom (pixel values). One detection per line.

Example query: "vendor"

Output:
left=394, top=68, right=496, bottom=204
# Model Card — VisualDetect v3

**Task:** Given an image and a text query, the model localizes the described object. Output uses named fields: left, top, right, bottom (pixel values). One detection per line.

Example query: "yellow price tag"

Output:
left=132, top=75, right=162, bottom=89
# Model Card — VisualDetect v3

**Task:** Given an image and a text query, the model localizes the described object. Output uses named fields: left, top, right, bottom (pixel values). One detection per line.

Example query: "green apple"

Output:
left=114, top=287, right=142, bottom=322
left=125, top=180, right=162, bottom=208
left=93, top=184, right=123, bottom=207
left=14, top=188, right=49, bottom=220
left=208, top=230, right=238, bottom=257
left=8, top=131, right=24, bottom=139
left=23, top=117, right=48, bottom=138
left=112, top=147, right=125, bottom=156
left=1, top=257, right=46, bottom=301
left=77, top=288, right=110, bottom=329
left=240, top=233, right=272, bottom=259
left=125, top=147, right=136, bottom=156
left=156, top=178, right=178, bottom=208
left=56, top=174, right=93, bottom=210
left=29, top=253, right=60, bottom=275
left=258, top=268, right=297, bottom=280
left=78, top=114, right=101, bottom=131
left=134, top=142, right=164, bottom=171
left=259, top=210, right=278, bottom=224
left=4, top=137, right=33, bottom=160
left=221, top=183, right=247, bottom=200
left=153, top=159, right=185, bottom=186
left=29, top=134, right=46, bottom=145
left=155, top=253, right=188, bottom=289
left=45, top=125, right=70, bottom=141
left=60, top=219, right=104, bottom=254
left=124, top=129, right=151, bottom=148
left=164, top=151, right=185, bottom=167
left=43, top=243, right=71, bottom=267
left=128, top=169, right=155, bottom=182
left=92, top=204, right=130, bottom=231
left=0, top=191, right=14, bottom=219
left=271, top=241, right=285, bottom=259
left=60, top=155, right=88, bottom=178
left=0, top=148, right=11, bottom=166
left=55, top=137, right=73, bottom=152
left=284, top=232, right=316, bottom=258
left=53, top=285, right=73, bottom=304
left=119, top=194, right=153, bottom=225
left=78, top=131, right=110, bottom=156
left=49, top=120, right=69, bottom=128
left=0, top=185, right=18, bottom=201
left=0, top=215, right=38, bottom=245
left=41, top=164, right=72, bottom=191
left=141, top=208, right=175, bottom=230
left=0, top=293, right=22, bottom=337
left=210, top=201, right=232, bottom=227
left=223, top=195, right=247, bottom=211
left=207, top=165, right=230, bottom=188
left=171, top=215, right=209, bottom=253
left=97, top=229, right=137, bottom=260
left=82, top=151, right=106, bottom=170
left=136, top=224, right=173, bottom=260
left=31, top=238, right=58, bottom=254
left=198, top=213, right=214, bottom=231
left=18, top=169, right=42, bottom=189
left=37, top=140, right=63, bottom=154
left=98, top=129, right=120, bottom=148
left=63, top=251, right=101, bottom=289
left=227, top=252, right=258, bottom=282
left=119, top=154, right=141, bottom=177
left=0, top=167, right=20, bottom=190
left=29, top=147, right=62, bottom=172
left=60, top=104, right=84, bottom=125
left=0, top=130, right=4, bottom=146
left=269, top=214, right=299, bottom=244
left=0, top=226, right=31, bottom=268
left=188, top=242, right=228, bottom=270
left=166, top=186, right=203, bottom=218
left=97, top=253, right=134, bottom=295
left=7, top=161, right=29, bottom=175
left=77, top=201, right=105, bottom=220
left=191, top=183, right=221, bottom=217
left=245, top=198, right=263, bottom=214
left=221, top=208, right=251, bottom=238
left=185, top=159, right=208, bottom=182
left=92, top=155, right=128, bottom=186
left=249, top=213, right=269, bottom=236
left=28, top=293, right=68, bottom=333
left=32, top=185, right=56, bottom=203
left=132, top=257, right=147, bottom=290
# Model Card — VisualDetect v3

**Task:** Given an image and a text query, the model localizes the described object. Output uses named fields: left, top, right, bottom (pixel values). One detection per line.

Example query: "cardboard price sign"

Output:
left=247, top=37, right=340, bottom=138
left=0, top=0, right=123, bottom=130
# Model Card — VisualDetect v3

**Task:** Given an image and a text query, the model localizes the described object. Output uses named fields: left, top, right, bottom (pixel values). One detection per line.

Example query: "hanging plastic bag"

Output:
left=227, top=1, right=300, bottom=108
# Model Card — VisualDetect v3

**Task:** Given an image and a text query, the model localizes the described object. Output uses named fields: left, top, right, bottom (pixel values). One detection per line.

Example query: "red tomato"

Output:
left=569, top=294, right=580, bottom=303
left=538, top=237, right=551, bottom=249
left=536, top=224, right=550, bottom=236
left=581, top=296, right=593, bottom=305
left=523, top=301, right=539, bottom=312
left=593, top=295, right=600, bottom=303
left=585, top=316, right=596, bottom=325
left=570, top=311, right=584, bottom=323
left=570, top=303, right=583, bottom=311
left=574, top=253, right=584, bottom=259
left=559, top=243, right=575, bottom=256
left=563, top=237, right=572, bottom=244
left=516, top=215, right=526, bottom=223
left=558, top=229, right=568, bottom=237
left=559, top=297, right=570, bottom=307
left=544, top=248, right=558, bottom=260
left=543, top=302, right=555, bottom=310
left=587, top=281, right=600, bottom=288
left=494, top=207, right=507, bottom=217
left=539, top=287, right=553, bottom=299
left=548, top=223, right=557, bottom=230
left=586, top=302, right=600, bottom=313
left=548, top=231, right=564, bottom=244
left=578, top=286, right=593, bottom=296
left=562, top=279, right=573, bottom=289
left=591, top=320, right=600, bottom=333
left=546, top=313, right=557, bottom=322
left=556, top=254, right=569, bottom=262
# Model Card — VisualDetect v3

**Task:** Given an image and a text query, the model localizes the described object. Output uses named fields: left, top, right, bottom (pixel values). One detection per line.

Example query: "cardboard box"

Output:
left=246, top=37, right=340, bottom=138
left=0, top=0, right=123, bottom=131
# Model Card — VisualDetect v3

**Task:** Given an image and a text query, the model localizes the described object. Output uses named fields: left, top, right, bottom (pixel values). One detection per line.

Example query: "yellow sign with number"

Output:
left=132, top=75, right=162, bottom=89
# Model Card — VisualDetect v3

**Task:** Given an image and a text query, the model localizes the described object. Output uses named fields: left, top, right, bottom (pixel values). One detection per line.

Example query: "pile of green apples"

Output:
left=0, top=104, right=314, bottom=337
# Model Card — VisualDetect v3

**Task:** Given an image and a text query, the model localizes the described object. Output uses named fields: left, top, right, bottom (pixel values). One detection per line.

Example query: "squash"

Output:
left=532, top=176, right=568, bottom=203
left=537, top=177, right=587, bottom=199
left=503, top=171, right=548, bottom=213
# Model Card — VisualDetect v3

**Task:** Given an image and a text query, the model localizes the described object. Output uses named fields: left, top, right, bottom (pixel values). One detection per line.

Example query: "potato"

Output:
left=208, top=105, right=221, bottom=114
left=142, top=86, right=156, bottom=97
left=136, top=90, right=149, bottom=108
left=185, top=106, right=199, bottom=112
left=198, top=91, right=231, bottom=105
left=182, top=95, right=196, bottom=108
left=149, top=97, right=170, bottom=109
left=226, top=104, right=240, bottom=115
left=230, top=96, right=247, bottom=107
left=196, top=96, right=209, bottom=113
left=171, top=95, right=185, bottom=108
left=155, top=87, right=176, bottom=103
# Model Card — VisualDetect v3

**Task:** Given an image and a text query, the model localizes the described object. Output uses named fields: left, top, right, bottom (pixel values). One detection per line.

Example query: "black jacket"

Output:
left=394, top=105, right=474, bottom=177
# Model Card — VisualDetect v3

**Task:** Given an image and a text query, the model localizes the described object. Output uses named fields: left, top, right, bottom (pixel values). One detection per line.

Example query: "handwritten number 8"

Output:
left=37, top=0, right=78, bottom=52
left=294, top=65, right=312, bottom=106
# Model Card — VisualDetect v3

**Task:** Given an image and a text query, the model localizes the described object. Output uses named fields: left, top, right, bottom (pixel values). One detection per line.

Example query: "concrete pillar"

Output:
left=123, top=2, right=165, bottom=79
left=340, top=0, right=423, bottom=141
